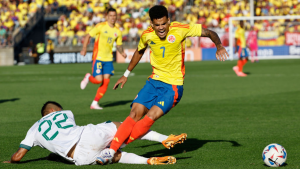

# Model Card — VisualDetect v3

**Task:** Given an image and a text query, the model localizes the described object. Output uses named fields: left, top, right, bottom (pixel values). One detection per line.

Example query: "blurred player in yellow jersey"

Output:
left=96, top=5, right=229, bottom=165
left=233, top=21, right=248, bottom=77
left=80, top=8, right=127, bottom=110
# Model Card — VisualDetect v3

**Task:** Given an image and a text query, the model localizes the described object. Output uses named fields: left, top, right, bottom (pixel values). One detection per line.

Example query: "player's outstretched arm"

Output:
left=113, top=48, right=146, bottom=90
left=3, top=148, right=28, bottom=163
left=116, top=45, right=127, bottom=58
left=80, top=34, right=91, bottom=57
left=201, top=28, right=229, bottom=61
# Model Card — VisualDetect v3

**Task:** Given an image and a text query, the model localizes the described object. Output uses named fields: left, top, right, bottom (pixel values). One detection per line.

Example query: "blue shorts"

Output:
left=237, top=46, right=249, bottom=58
left=92, top=60, right=114, bottom=77
left=131, top=78, right=183, bottom=114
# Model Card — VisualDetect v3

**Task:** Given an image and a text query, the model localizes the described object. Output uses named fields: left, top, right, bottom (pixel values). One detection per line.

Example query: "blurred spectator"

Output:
left=129, top=24, right=138, bottom=45
left=45, top=26, right=58, bottom=45
left=46, top=39, right=55, bottom=64
left=36, top=42, right=45, bottom=63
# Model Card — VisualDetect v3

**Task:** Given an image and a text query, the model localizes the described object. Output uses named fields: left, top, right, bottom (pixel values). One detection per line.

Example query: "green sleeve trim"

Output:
left=20, top=144, right=31, bottom=151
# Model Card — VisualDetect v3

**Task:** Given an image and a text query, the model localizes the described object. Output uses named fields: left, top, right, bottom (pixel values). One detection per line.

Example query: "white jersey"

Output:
left=20, top=110, right=84, bottom=162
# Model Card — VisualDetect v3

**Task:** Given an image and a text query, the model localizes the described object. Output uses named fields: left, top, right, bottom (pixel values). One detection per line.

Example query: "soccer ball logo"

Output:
left=167, top=35, right=176, bottom=43
left=262, top=143, right=287, bottom=167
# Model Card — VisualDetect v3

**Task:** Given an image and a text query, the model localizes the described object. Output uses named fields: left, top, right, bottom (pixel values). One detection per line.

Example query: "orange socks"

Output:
left=89, top=76, right=101, bottom=84
left=124, top=115, right=155, bottom=144
left=94, top=79, right=110, bottom=102
left=237, top=60, right=243, bottom=72
left=242, top=59, right=248, bottom=66
left=110, top=117, right=137, bottom=152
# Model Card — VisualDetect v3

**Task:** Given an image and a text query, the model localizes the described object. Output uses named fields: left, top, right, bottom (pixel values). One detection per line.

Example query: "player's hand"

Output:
left=113, top=76, right=127, bottom=90
left=3, top=161, right=11, bottom=163
left=80, top=49, right=87, bottom=57
left=216, top=45, right=229, bottom=61
left=122, top=52, right=127, bottom=58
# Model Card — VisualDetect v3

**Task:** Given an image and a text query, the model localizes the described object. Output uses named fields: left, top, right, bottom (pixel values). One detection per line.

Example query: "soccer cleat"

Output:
left=162, top=133, right=187, bottom=149
left=96, top=148, right=114, bottom=165
left=237, top=72, right=247, bottom=77
left=233, top=66, right=240, bottom=75
left=80, top=73, right=91, bottom=90
left=147, top=156, right=176, bottom=165
left=90, top=104, right=103, bottom=110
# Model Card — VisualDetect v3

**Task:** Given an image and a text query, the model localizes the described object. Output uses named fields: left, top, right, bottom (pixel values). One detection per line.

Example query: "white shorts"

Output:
left=73, top=121, right=117, bottom=166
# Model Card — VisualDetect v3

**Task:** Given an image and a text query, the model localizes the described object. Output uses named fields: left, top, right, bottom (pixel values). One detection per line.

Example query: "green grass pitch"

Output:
left=1, top=59, right=300, bottom=169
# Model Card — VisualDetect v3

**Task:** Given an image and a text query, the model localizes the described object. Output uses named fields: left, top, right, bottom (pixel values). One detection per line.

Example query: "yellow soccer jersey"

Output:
left=89, top=22, right=122, bottom=61
left=138, top=22, right=202, bottom=85
left=235, top=25, right=246, bottom=48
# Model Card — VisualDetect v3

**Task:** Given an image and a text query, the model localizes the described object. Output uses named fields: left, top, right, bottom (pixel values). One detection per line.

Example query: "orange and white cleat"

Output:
left=80, top=73, right=91, bottom=90
left=147, top=156, right=176, bottom=165
left=162, top=133, right=187, bottom=149
left=233, top=66, right=240, bottom=76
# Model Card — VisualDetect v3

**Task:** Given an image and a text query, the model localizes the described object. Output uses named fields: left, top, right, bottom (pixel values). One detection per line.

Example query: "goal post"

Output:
left=228, top=15, right=300, bottom=60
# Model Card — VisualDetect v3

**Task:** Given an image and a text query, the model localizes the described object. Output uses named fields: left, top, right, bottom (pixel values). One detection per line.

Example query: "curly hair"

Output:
left=149, top=5, right=169, bottom=21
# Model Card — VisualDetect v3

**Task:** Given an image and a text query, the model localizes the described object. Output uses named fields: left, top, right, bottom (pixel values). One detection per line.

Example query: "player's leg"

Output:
left=233, top=46, right=242, bottom=75
left=111, top=150, right=176, bottom=165
left=80, top=59, right=102, bottom=89
left=125, top=82, right=186, bottom=148
left=90, top=74, right=105, bottom=109
left=91, top=61, right=114, bottom=109
left=109, top=103, right=149, bottom=151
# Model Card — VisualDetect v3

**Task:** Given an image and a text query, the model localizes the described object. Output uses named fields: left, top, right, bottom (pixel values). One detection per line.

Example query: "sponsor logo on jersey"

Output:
left=104, top=31, right=108, bottom=33
left=167, top=35, right=176, bottom=43
left=150, top=41, right=156, bottom=45
left=158, top=101, right=164, bottom=106
left=96, top=69, right=101, bottom=74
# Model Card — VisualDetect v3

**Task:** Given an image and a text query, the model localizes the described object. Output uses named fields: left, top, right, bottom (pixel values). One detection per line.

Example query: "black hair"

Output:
left=41, top=101, right=63, bottom=116
left=149, top=5, right=168, bottom=21
left=106, top=8, right=117, bottom=15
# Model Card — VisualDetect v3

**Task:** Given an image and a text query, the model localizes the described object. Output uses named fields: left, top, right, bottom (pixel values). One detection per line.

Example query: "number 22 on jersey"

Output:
left=38, top=113, right=73, bottom=141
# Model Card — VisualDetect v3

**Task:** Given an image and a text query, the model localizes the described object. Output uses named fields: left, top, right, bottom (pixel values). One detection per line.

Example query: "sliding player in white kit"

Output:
left=3, top=101, right=178, bottom=165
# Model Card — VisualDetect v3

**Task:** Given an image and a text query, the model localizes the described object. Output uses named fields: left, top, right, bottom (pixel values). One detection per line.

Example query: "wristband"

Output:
left=123, top=69, right=131, bottom=77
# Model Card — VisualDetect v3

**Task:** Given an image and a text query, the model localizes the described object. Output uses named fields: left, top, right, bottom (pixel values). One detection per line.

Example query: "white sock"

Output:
left=118, top=152, right=148, bottom=164
left=91, top=100, right=98, bottom=105
left=139, top=130, right=168, bottom=143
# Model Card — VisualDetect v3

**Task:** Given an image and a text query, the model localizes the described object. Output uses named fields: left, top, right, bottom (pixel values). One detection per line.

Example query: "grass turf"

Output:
left=0, top=59, right=300, bottom=169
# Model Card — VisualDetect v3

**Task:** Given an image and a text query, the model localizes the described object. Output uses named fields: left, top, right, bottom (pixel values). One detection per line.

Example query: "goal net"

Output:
left=228, top=16, right=300, bottom=60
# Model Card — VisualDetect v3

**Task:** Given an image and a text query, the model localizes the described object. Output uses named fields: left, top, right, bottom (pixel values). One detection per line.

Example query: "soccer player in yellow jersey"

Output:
left=80, top=8, right=127, bottom=110
left=96, top=5, right=229, bottom=165
left=233, top=21, right=249, bottom=77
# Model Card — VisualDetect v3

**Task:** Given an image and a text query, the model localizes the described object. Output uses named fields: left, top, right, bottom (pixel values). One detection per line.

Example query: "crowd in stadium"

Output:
left=0, top=0, right=44, bottom=47
left=1, top=0, right=300, bottom=48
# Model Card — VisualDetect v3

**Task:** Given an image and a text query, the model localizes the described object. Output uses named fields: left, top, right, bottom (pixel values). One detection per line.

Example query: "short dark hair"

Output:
left=149, top=5, right=168, bottom=21
left=41, top=101, right=63, bottom=116
left=106, top=8, right=117, bottom=15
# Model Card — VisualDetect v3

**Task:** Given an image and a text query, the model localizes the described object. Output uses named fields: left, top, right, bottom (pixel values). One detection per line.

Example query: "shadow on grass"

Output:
left=263, top=163, right=288, bottom=167
left=0, top=98, right=20, bottom=104
left=18, top=153, right=73, bottom=165
left=139, top=138, right=241, bottom=158
left=101, top=100, right=132, bottom=107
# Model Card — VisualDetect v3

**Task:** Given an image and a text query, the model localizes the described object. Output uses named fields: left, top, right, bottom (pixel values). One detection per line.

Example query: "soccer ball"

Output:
left=262, top=143, right=287, bottom=167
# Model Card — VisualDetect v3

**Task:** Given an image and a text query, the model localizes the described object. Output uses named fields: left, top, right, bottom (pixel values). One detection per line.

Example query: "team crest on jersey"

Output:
left=114, top=33, right=117, bottom=37
left=167, top=35, right=176, bottom=43
left=96, top=69, right=101, bottom=74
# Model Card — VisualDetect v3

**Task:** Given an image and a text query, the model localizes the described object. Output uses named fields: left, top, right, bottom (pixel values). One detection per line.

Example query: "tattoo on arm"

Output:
left=201, top=28, right=222, bottom=48
left=116, top=45, right=124, bottom=54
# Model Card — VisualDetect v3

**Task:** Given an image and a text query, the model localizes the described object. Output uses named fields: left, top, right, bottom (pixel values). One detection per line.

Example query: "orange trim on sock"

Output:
left=110, top=117, right=136, bottom=152
left=125, top=115, right=155, bottom=144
